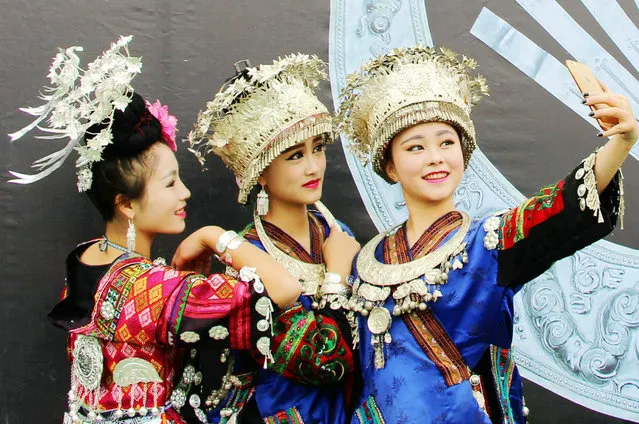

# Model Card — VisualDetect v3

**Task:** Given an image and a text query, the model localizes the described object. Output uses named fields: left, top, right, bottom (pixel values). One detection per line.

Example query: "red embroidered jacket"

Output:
left=50, top=242, right=267, bottom=421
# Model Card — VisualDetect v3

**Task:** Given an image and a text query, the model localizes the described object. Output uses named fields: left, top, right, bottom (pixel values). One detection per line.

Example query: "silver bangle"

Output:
left=323, top=272, right=342, bottom=285
left=320, top=283, right=352, bottom=296
left=216, top=230, right=238, bottom=253
left=227, top=235, right=246, bottom=251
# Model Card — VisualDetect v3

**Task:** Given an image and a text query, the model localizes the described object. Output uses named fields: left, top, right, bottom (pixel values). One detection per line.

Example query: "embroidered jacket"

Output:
left=49, top=242, right=271, bottom=423
left=192, top=211, right=356, bottom=424
left=349, top=156, right=622, bottom=424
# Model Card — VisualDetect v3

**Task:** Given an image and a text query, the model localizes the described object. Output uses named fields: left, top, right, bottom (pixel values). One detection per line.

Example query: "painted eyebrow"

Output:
left=281, top=136, right=324, bottom=154
left=399, top=129, right=456, bottom=145
left=162, top=169, right=177, bottom=180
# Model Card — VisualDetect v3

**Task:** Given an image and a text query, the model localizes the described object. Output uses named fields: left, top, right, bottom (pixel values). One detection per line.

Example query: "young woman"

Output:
left=335, top=46, right=632, bottom=424
left=10, top=37, right=301, bottom=423
left=187, top=55, right=360, bottom=423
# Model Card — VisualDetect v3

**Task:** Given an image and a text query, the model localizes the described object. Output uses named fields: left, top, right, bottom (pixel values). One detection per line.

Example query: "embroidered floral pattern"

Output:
left=270, top=305, right=353, bottom=384
left=499, top=181, right=565, bottom=250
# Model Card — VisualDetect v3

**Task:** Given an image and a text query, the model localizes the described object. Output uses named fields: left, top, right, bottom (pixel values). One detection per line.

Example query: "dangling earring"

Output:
left=126, top=218, right=136, bottom=252
left=257, top=185, right=269, bottom=216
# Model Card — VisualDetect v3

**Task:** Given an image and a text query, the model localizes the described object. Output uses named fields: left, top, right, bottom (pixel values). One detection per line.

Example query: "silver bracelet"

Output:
left=227, top=235, right=246, bottom=251
left=323, top=271, right=343, bottom=285
left=320, top=282, right=352, bottom=296
left=216, top=230, right=238, bottom=254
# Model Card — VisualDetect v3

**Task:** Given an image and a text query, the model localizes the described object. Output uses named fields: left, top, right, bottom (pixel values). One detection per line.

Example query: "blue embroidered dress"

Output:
left=243, top=210, right=356, bottom=424
left=186, top=210, right=357, bottom=424
left=349, top=155, right=622, bottom=424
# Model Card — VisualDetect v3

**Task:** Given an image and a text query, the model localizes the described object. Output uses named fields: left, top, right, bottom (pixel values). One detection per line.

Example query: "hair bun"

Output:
left=86, top=92, right=162, bottom=158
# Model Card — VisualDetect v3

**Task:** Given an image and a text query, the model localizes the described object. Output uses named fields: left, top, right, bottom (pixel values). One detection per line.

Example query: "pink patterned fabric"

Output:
left=67, top=253, right=254, bottom=415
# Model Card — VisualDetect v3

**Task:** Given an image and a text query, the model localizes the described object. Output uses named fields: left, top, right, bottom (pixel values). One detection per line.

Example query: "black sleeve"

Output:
left=495, top=155, right=622, bottom=288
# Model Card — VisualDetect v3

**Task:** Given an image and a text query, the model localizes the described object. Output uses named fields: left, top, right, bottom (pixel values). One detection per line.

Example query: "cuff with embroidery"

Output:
left=570, top=151, right=624, bottom=229
left=269, top=304, right=354, bottom=385
left=492, top=151, right=622, bottom=288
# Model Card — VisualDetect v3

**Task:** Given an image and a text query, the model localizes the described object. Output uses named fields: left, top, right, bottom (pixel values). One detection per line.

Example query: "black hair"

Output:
left=85, top=92, right=163, bottom=221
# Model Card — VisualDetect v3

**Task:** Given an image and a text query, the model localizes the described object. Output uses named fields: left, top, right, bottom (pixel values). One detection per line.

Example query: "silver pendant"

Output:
left=72, top=335, right=103, bottom=391
left=113, top=358, right=163, bottom=387
left=367, top=306, right=392, bottom=335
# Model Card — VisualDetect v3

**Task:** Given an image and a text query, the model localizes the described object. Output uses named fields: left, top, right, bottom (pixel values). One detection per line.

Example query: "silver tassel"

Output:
left=126, top=219, right=136, bottom=252
left=257, top=187, right=269, bottom=216
left=619, top=168, right=625, bottom=230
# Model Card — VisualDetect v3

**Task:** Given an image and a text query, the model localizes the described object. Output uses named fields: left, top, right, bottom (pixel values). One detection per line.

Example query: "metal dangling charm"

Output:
left=257, top=186, right=269, bottom=216
left=126, top=218, right=136, bottom=252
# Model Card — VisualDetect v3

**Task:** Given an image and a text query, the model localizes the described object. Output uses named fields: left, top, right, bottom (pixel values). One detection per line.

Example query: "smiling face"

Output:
left=130, top=142, right=191, bottom=236
left=258, top=135, right=327, bottom=207
left=384, top=121, right=464, bottom=208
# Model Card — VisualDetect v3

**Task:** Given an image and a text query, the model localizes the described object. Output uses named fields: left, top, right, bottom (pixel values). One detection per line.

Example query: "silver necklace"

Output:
left=348, top=211, right=472, bottom=369
left=253, top=201, right=337, bottom=297
left=98, top=236, right=131, bottom=253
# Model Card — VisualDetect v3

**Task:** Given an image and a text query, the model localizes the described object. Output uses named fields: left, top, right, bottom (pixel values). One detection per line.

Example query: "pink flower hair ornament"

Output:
left=146, top=99, right=178, bottom=151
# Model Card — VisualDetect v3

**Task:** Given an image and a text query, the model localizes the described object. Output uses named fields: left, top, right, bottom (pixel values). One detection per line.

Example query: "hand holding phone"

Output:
left=565, top=60, right=617, bottom=131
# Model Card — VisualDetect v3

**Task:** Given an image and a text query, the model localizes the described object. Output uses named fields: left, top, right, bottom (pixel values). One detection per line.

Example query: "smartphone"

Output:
left=565, top=60, right=616, bottom=131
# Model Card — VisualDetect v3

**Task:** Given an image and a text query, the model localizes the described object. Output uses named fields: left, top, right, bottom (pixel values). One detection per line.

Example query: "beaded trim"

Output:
left=354, top=396, right=386, bottom=424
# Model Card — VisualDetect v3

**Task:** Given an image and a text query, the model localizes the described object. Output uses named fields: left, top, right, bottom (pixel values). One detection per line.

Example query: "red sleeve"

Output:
left=269, top=303, right=355, bottom=385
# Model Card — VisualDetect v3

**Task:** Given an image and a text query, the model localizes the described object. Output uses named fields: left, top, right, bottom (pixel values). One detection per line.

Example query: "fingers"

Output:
left=170, top=247, right=181, bottom=268
left=328, top=221, right=343, bottom=233
left=591, top=106, right=633, bottom=133
left=597, top=79, right=611, bottom=93
left=584, top=92, right=630, bottom=110
left=598, top=121, right=636, bottom=138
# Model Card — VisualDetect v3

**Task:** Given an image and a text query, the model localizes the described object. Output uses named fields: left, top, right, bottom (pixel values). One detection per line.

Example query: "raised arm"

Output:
left=584, top=82, right=638, bottom=192
left=172, top=225, right=302, bottom=307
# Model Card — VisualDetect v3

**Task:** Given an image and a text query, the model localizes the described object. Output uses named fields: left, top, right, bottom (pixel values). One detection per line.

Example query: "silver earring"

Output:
left=257, top=186, right=269, bottom=216
left=126, top=218, right=136, bottom=252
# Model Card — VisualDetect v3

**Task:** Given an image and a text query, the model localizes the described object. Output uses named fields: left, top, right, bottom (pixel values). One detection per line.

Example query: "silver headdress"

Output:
left=9, top=35, right=143, bottom=191
left=188, top=54, right=333, bottom=204
left=335, top=46, right=489, bottom=183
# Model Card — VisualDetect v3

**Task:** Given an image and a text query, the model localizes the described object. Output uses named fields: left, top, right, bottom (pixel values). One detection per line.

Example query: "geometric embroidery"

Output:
left=134, top=290, right=148, bottom=312
left=136, top=330, right=150, bottom=345
left=215, top=283, right=233, bottom=300
left=499, top=181, right=565, bottom=250
left=116, top=324, right=131, bottom=342
left=66, top=251, right=254, bottom=414
left=133, top=278, right=146, bottom=296
left=150, top=301, right=163, bottom=321
left=208, top=273, right=229, bottom=290
left=264, top=406, right=306, bottom=424
left=123, top=302, right=136, bottom=320
left=138, top=308, right=152, bottom=328
left=355, top=396, right=386, bottom=424
left=149, top=284, right=162, bottom=304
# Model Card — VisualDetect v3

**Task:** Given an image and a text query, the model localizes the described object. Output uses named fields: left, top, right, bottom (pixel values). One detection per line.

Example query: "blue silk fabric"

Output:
left=247, top=212, right=354, bottom=424
left=350, top=164, right=620, bottom=424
